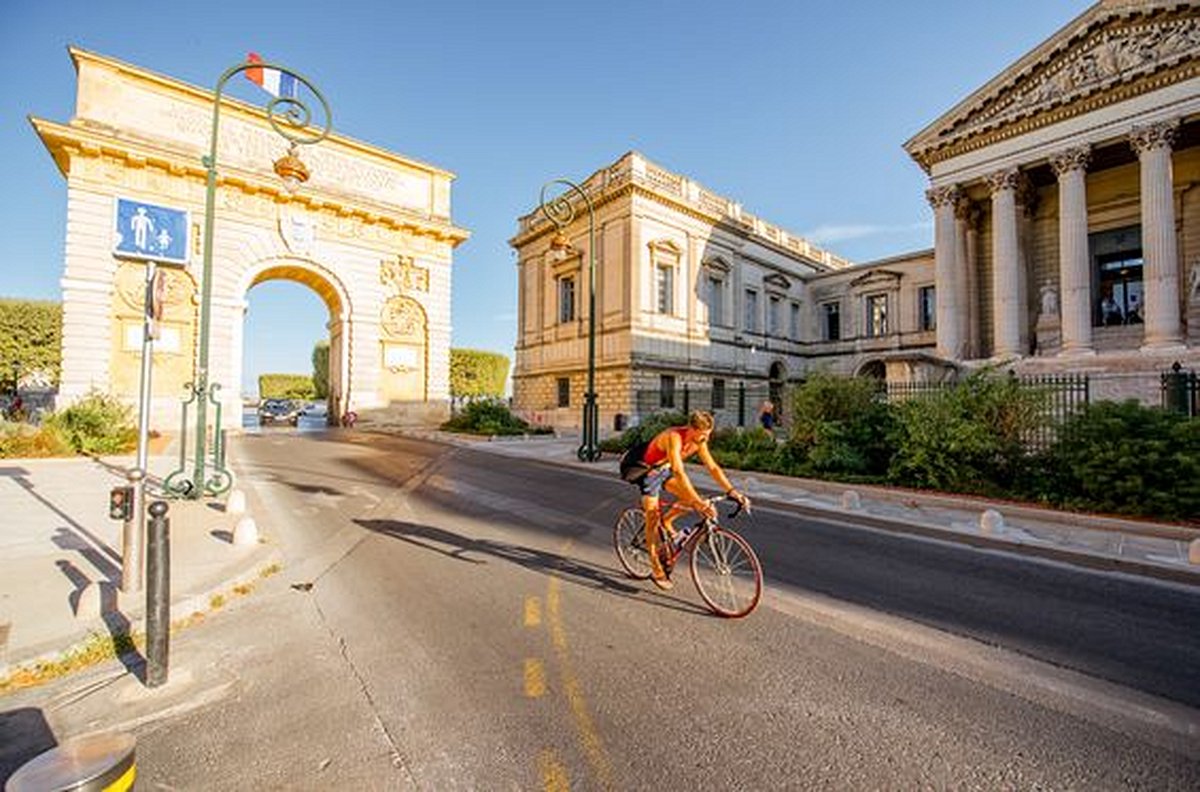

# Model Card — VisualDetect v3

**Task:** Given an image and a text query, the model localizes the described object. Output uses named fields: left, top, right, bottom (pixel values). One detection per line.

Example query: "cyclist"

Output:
left=623, top=410, right=750, bottom=590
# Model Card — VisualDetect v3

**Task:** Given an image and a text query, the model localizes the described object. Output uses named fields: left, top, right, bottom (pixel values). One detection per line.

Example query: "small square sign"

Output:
left=113, top=198, right=190, bottom=266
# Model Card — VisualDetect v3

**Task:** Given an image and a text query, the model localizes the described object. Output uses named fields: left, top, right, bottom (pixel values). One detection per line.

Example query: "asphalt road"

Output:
left=7, top=429, right=1199, bottom=790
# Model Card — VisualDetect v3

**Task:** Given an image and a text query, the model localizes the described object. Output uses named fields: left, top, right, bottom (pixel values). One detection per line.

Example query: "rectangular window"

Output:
left=712, top=378, right=726, bottom=409
left=919, top=286, right=936, bottom=332
left=707, top=276, right=724, bottom=326
left=557, top=276, right=575, bottom=324
left=821, top=301, right=840, bottom=341
left=660, top=375, right=676, bottom=409
left=657, top=265, right=674, bottom=314
left=744, top=289, right=758, bottom=333
left=1098, top=253, right=1144, bottom=326
left=557, top=377, right=570, bottom=408
left=768, top=295, right=781, bottom=336
left=790, top=302, right=801, bottom=340
left=867, top=294, right=888, bottom=337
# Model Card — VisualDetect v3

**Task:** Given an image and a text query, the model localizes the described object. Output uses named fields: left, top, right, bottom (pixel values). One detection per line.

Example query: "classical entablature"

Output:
left=905, top=1, right=1200, bottom=171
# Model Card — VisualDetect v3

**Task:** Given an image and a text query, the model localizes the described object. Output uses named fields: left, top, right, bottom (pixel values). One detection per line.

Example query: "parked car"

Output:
left=300, top=401, right=329, bottom=419
left=258, top=399, right=300, bottom=426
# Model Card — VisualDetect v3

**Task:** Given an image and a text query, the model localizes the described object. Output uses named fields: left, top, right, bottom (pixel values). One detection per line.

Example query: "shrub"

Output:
left=708, top=427, right=783, bottom=473
left=450, top=349, right=510, bottom=400
left=42, top=390, right=137, bottom=455
left=0, top=420, right=73, bottom=458
left=787, top=373, right=895, bottom=477
left=888, top=373, right=1046, bottom=494
left=1033, top=401, right=1200, bottom=520
left=441, top=399, right=549, bottom=436
left=599, top=411, right=688, bottom=453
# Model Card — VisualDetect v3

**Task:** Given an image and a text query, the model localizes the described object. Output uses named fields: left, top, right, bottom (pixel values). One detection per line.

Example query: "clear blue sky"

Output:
left=1, top=0, right=1092, bottom=393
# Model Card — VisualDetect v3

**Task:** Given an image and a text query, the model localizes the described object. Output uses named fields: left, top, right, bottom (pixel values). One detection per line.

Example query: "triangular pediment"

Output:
left=763, top=272, right=792, bottom=291
left=849, top=269, right=903, bottom=289
left=905, top=1, right=1200, bottom=171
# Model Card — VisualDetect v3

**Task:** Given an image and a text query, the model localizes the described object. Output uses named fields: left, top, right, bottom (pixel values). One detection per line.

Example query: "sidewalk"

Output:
left=0, top=451, right=277, bottom=679
left=391, top=428, right=1200, bottom=587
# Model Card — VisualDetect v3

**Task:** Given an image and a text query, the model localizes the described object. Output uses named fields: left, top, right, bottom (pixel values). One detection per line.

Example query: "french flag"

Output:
left=245, top=52, right=297, bottom=98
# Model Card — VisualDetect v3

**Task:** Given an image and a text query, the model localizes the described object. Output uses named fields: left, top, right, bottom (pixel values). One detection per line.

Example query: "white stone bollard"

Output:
left=841, top=490, right=861, bottom=511
left=225, top=489, right=247, bottom=516
left=233, top=516, right=259, bottom=546
left=980, top=509, right=1005, bottom=536
left=1189, top=538, right=1200, bottom=566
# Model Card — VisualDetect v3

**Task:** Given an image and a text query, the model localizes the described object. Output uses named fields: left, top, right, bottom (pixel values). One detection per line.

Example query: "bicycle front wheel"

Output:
left=690, top=527, right=762, bottom=618
left=613, top=507, right=653, bottom=580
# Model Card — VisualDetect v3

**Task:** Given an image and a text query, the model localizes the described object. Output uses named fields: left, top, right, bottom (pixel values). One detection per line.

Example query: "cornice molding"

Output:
left=31, top=117, right=469, bottom=246
left=907, top=6, right=1200, bottom=172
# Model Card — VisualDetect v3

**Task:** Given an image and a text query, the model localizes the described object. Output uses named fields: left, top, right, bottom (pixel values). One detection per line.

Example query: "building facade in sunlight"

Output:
left=906, top=0, right=1200, bottom=401
left=32, top=49, right=469, bottom=429
left=509, top=151, right=941, bottom=431
left=513, top=1, right=1200, bottom=430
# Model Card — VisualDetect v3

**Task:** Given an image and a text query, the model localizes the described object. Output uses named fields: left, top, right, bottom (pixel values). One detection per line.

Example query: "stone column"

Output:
left=927, top=184, right=962, bottom=359
left=1050, top=145, right=1094, bottom=356
left=954, top=196, right=977, bottom=359
left=987, top=168, right=1023, bottom=358
left=962, top=202, right=982, bottom=358
left=1131, top=120, right=1184, bottom=350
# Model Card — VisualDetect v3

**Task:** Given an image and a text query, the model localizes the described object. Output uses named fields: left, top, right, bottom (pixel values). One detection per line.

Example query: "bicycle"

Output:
left=613, top=494, right=763, bottom=618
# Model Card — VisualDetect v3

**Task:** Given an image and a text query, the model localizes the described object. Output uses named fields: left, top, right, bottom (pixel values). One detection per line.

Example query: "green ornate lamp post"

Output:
left=178, top=59, right=332, bottom=497
left=540, top=178, right=600, bottom=462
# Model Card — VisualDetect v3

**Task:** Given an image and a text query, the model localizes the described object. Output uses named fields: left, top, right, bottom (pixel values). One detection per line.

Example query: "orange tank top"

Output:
left=642, top=427, right=688, bottom=467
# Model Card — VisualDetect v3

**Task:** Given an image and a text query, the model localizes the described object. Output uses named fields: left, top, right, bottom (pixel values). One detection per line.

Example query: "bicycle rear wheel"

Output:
left=690, top=527, right=762, bottom=618
left=613, top=507, right=653, bottom=579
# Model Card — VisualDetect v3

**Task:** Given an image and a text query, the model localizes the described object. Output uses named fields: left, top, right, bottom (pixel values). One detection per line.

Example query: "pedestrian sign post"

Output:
left=113, top=198, right=190, bottom=267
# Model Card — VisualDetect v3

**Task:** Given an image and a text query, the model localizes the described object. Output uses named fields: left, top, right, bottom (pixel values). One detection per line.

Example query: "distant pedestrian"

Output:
left=758, top=399, right=775, bottom=432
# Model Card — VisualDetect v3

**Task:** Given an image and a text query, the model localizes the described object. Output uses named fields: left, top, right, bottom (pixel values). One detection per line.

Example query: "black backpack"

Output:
left=617, top=438, right=653, bottom=482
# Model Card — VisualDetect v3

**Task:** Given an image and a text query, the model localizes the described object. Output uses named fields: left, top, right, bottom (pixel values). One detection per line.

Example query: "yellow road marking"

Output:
left=539, top=749, right=570, bottom=792
left=547, top=574, right=614, bottom=791
left=525, top=596, right=542, bottom=627
left=524, top=658, right=546, bottom=698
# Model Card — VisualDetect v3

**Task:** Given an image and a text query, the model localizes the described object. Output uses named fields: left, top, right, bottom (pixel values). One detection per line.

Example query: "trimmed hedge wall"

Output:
left=450, top=348, right=509, bottom=399
left=258, top=374, right=315, bottom=400
left=0, top=298, right=62, bottom=386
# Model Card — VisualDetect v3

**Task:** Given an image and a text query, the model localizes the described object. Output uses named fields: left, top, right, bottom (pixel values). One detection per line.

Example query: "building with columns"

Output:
left=907, top=0, right=1200, bottom=398
left=512, top=1, right=1200, bottom=430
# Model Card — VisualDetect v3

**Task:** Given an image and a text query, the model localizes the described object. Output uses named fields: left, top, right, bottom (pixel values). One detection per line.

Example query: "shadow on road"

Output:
left=355, top=518, right=708, bottom=616
left=0, top=707, right=56, bottom=785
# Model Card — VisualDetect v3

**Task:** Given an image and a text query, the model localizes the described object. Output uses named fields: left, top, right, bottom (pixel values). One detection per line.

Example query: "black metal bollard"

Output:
left=146, top=500, right=170, bottom=688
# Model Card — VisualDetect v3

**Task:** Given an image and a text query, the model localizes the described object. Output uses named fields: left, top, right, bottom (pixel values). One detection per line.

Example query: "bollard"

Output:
left=6, top=732, right=136, bottom=792
left=980, top=509, right=1005, bottom=536
left=145, top=500, right=170, bottom=688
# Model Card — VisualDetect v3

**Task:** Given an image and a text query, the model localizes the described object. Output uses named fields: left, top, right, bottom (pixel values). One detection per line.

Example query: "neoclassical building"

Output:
left=510, top=151, right=869, bottom=430
left=908, top=0, right=1200, bottom=399
left=32, top=49, right=468, bottom=429
left=512, top=0, right=1200, bottom=429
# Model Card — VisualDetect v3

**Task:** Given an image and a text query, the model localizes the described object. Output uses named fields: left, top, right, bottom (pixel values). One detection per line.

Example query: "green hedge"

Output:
left=259, top=374, right=315, bottom=400
left=450, top=349, right=509, bottom=399
left=0, top=298, right=62, bottom=386
left=441, top=399, right=550, bottom=436
left=311, top=341, right=329, bottom=400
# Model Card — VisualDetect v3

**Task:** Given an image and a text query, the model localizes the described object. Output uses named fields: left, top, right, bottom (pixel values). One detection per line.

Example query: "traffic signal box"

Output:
left=109, top=486, right=133, bottom=521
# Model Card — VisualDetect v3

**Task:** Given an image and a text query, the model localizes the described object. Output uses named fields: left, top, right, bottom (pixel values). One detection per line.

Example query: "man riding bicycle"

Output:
left=620, top=410, right=750, bottom=590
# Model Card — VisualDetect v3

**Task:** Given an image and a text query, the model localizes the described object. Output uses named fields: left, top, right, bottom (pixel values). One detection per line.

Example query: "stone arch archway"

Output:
left=234, top=257, right=354, bottom=423
left=857, top=359, right=887, bottom=380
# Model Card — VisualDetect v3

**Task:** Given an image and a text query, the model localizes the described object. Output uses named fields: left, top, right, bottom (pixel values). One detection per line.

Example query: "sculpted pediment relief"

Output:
left=906, top=3, right=1200, bottom=169
left=849, top=269, right=903, bottom=289
left=763, top=272, right=791, bottom=291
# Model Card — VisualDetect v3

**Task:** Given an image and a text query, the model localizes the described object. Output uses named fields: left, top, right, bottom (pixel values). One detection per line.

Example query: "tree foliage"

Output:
left=787, top=373, right=895, bottom=477
left=449, top=348, right=509, bottom=400
left=311, top=340, right=330, bottom=399
left=258, top=374, right=315, bottom=400
left=0, top=299, right=62, bottom=386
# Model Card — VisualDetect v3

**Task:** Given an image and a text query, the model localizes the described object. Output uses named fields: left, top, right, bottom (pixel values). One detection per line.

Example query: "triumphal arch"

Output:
left=31, top=48, right=469, bottom=430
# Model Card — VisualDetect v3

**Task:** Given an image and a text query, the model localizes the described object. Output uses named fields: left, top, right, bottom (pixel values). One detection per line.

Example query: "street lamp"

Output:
left=540, top=178, right=600, bottom=462
left=183, top=59, right=332, bottom=498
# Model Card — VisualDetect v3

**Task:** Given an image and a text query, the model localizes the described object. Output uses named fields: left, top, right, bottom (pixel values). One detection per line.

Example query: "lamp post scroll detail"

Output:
left=168, top=59, right=332, bottom=498
left=540, top=178, right=600, bottom=462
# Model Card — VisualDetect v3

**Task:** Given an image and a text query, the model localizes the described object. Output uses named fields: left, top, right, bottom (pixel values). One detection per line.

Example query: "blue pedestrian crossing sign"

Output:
left=113, top=198, right=190, bottom=266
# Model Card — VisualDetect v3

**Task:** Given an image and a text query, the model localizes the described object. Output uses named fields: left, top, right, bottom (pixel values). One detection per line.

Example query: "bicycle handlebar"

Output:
left=709, top=493, right=751, bottom=519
